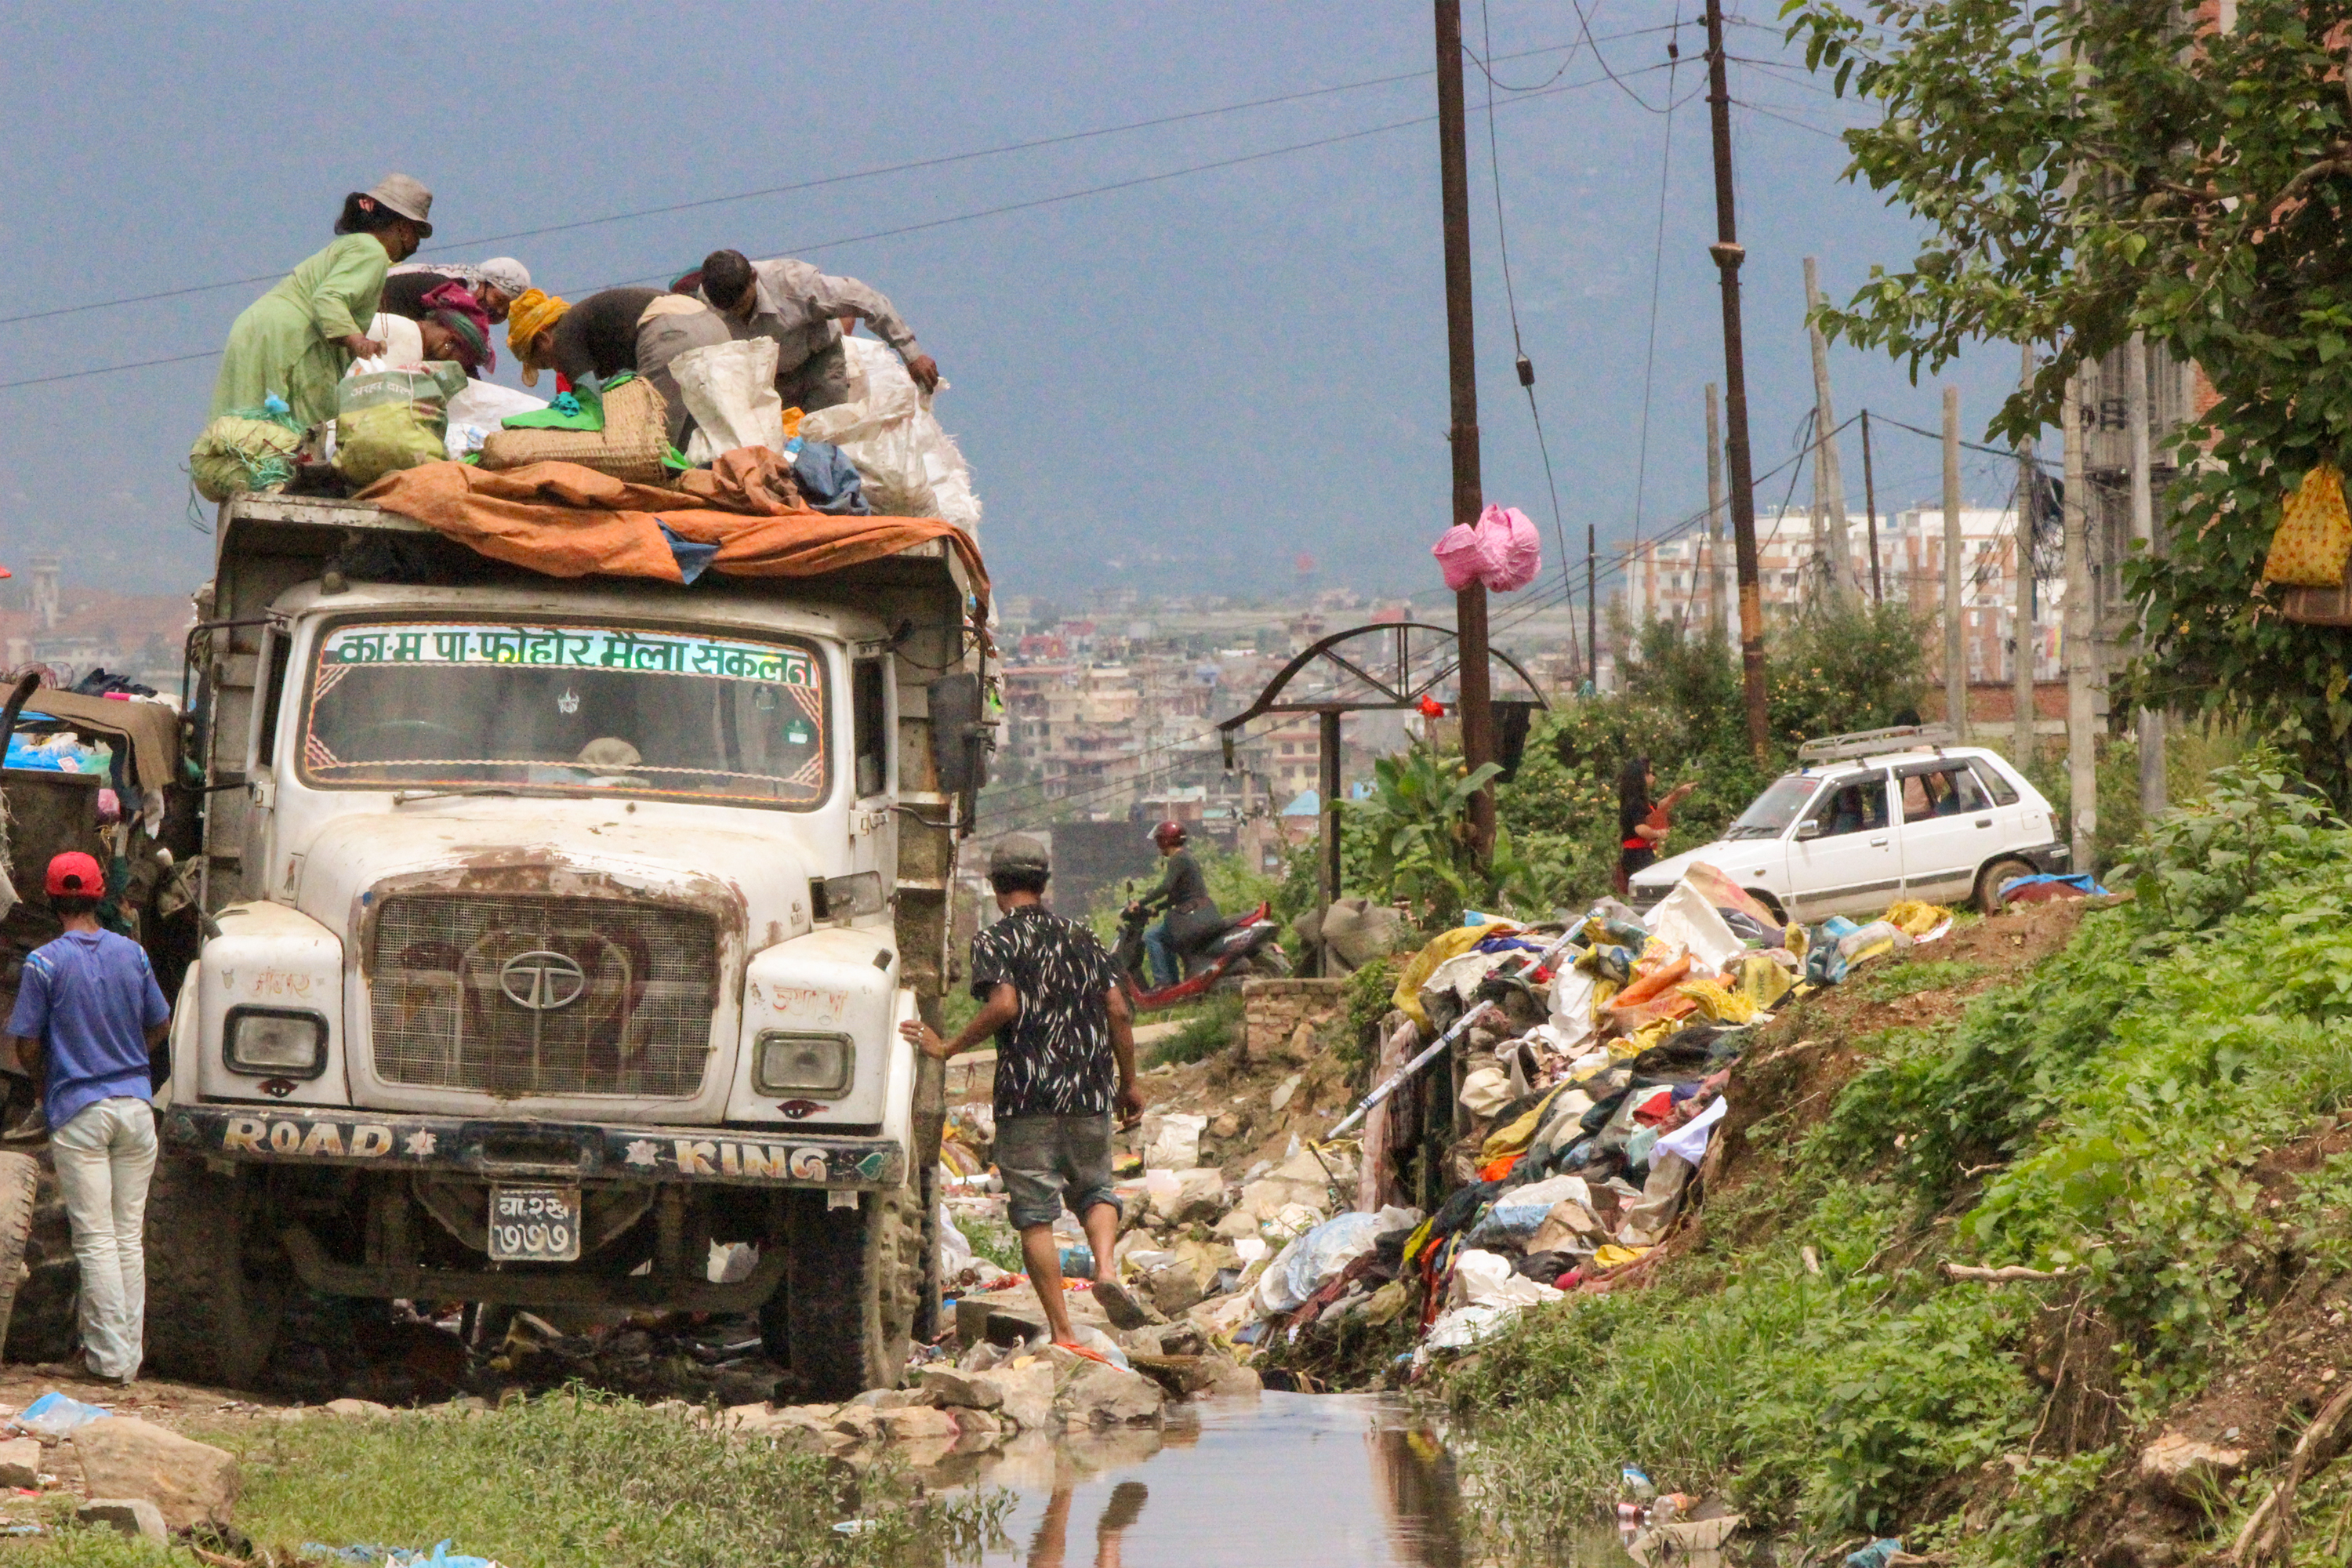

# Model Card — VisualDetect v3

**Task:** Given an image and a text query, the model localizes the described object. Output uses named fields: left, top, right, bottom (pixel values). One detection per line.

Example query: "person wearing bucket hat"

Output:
left=211, top=174, right=438, bottom=427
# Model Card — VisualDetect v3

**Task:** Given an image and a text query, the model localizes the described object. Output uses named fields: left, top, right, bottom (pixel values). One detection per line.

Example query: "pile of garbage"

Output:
left=943, top=862, right=1953, bottom=1386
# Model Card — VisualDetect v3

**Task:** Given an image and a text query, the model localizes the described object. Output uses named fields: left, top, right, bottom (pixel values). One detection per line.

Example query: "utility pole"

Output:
left=1943, top=386, right=1968, bottom=739
left=1434, top=0, right=1494, bottom=855
left=1705, top=383, right=1727, bottom=644
left=1704, top=0, right=1770, bottom=760
left=1319, top=710, right=1342, bottom=974
left=1860, top=409, right=1883, bottom=604
left=2063, top=372, right=2096, bottom=870
left=1803, top=257, right=1853, bottom=604
left=2012, top=344, right=2039, bottom=774
left=2124, top=333, right=2166, bottom=820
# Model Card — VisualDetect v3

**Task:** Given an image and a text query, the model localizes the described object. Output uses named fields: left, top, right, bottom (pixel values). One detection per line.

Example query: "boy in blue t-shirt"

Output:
left=4, top=852, right=170, bottom=1383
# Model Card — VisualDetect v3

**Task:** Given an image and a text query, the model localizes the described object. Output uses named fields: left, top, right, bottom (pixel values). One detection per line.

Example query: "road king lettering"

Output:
left=184, top=1112, right=895, bottom=1190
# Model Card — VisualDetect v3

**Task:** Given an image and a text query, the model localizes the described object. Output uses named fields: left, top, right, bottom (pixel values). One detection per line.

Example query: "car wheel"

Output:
left=1974, top=856, right=2037, bottom=915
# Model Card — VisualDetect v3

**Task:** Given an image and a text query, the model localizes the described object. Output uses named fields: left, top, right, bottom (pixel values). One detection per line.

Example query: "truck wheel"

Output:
left=1975, top=857, right=2037, bottom=916
left=764, top=1183, right=919, bottom=1401
left=4, top=1159, right=80, bottom=1365
left=143, top=1156, right=285, bottom=1389
left=0, top=1154, right=42, bottom=1361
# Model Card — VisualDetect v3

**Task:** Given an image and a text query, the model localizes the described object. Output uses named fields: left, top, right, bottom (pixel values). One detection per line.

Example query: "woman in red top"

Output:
left=1616, top=755, right=1696, bottom=895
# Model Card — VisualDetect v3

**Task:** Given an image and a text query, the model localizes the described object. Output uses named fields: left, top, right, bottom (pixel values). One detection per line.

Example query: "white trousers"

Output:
left=50, top=1098, right=157, bottom=1381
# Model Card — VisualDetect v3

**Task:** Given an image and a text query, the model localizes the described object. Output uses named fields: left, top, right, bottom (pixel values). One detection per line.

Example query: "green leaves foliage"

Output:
left=1782, top=0, right=2352, bottom=800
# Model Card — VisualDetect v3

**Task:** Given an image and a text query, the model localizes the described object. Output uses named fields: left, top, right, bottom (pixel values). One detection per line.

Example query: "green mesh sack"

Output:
left=189, top=408, right=305, bottom=503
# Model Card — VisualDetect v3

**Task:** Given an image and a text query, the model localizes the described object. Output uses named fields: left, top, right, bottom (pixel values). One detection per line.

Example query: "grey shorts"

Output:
left=996, top=1112, right=1122, bottom=1231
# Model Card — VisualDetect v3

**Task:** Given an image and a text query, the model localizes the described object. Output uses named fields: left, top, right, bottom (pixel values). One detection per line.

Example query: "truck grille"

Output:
left=370, top=894, right=718, bottom=1098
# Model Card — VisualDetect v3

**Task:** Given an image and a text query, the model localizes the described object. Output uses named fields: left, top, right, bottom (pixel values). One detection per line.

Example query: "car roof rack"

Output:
left=1795, top=723, right=1958, bottom=764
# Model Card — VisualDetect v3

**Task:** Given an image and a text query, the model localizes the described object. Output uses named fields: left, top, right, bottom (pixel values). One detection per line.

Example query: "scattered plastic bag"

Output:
left=938, top=1204, right=974, bottom=1279
left=1143, top=1112, right=1207, bottom=1171
left=797, top=337, right=981, bottom=532
left=1450, top=1247, right=1555, bottom=1308
left=674, top=336, right=785, bottom=463
left=1467, top=1174, right=1594, bottom=1249
left=13, top=1391, right=108, bottom=1437
left=1281, top=1211, right=1387, bottom=1304
left=443, top=379, right=547, bottom=460
left=1645, top=882, right=1747, bottom=973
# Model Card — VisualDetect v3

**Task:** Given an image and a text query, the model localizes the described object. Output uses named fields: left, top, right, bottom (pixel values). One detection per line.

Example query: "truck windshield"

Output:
left=1723, top=775, right=1821, bottom=840
left=298, top=619, right=830, bottom=808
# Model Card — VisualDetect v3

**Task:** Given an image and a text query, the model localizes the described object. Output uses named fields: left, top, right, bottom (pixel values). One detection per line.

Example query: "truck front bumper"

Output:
left=163, top=1102, right=905, bottom=1190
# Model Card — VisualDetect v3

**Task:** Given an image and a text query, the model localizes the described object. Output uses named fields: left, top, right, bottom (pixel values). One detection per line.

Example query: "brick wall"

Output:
left=1241, top=978, right=1348, bottom=1063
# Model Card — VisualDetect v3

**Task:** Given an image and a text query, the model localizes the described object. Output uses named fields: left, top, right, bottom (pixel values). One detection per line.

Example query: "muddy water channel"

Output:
left=913, top=1392, right=1625, bottom=1567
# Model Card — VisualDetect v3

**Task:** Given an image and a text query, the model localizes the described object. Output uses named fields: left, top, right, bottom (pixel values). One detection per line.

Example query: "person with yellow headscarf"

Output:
left=513, top=285, right=730, bottom=448
left=506, top=288, right=572, bottom=389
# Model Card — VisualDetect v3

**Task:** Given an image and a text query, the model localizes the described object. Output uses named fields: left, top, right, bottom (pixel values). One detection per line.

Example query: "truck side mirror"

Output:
left=926, top=674, right=992, bottom=806
left=1795, top=818, right=1824, bottom=841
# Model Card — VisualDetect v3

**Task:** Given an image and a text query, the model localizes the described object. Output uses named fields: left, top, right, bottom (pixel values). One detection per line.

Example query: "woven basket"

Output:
left=481, top=376, right=671, bottom=484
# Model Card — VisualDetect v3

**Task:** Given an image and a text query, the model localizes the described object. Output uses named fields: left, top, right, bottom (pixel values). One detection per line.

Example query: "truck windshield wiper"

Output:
left=391, top=786, right=520, bottom=804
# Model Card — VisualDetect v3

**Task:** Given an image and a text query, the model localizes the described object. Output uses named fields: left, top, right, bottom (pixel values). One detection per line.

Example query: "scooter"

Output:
left=1111, top=891, right=1290, bottom=1011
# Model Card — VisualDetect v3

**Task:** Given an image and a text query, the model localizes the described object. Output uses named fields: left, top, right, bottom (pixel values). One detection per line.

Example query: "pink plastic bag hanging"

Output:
left=1479, top=503, right=1542, bottom=590
left=1432, top=521, right=1486, bottom=591
left=1430, top=503, right=1543, bottom=593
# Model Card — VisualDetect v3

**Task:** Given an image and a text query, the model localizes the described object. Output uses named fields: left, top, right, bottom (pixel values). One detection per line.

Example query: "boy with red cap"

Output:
left=3, top=852, right=170, bottom=1384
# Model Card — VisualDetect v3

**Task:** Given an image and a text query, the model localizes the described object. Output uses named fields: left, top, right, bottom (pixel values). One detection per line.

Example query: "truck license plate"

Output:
left=488, top=1185, right=581, bottom=1262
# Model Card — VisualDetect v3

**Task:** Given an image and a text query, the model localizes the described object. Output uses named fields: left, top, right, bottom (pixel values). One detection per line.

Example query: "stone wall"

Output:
left=1240, top=978, right=1348, bottom=1064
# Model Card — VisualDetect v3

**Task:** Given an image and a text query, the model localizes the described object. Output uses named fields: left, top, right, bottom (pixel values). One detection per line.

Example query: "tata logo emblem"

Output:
left=499, top=949, right=587, bottom=1011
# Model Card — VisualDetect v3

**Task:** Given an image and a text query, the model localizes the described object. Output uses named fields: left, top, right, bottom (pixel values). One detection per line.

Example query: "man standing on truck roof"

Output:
left=900, top=835, right=1152, bottom=1351
left=694, top=249, right=940, bottom=414
left=3, top=852, right=170, bottom=1385
left=510, top=286, right=732, bottom=449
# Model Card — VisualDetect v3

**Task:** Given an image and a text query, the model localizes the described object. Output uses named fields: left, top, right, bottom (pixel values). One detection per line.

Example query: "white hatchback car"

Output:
left=1628, top=726, right=2069, bottom=921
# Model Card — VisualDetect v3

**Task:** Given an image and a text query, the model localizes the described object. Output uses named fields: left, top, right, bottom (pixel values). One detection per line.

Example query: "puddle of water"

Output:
left=916, top=1391, right=1629, bottom=1567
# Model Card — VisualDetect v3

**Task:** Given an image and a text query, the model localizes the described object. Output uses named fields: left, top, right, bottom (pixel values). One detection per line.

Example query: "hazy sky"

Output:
left=0, top=2, right=2025, bottom=609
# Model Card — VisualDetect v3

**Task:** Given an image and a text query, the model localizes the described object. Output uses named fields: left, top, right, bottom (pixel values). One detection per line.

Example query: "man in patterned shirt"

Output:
left=902, top=835, right=1144, bottom=1349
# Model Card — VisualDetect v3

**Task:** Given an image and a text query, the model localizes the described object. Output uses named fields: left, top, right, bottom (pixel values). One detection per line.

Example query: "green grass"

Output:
left=1851, top=958, right=1994, bottom=1003
left=10, top=1392, right=1005, bottom=1568
left=957, top=1209, right=1025, bottom=1272
left=1143, top=992, right=1243, bottom=1068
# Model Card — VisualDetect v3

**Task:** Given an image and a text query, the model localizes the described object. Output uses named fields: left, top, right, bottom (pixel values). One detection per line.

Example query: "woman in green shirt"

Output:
left=210, top=174, right=435, bottom=426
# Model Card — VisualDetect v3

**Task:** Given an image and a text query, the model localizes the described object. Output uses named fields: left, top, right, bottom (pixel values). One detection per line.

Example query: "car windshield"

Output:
left=299, top=619, right=829, bottom=808
left=1724, top=775, right=1821, bottom=840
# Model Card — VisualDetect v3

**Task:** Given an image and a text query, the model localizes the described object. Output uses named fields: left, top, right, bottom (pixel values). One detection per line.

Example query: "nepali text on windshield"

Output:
left=299, top=620, right=830, bottom=808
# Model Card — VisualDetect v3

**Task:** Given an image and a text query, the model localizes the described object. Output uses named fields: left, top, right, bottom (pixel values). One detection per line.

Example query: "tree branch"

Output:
left=1940, top=1261, right=2080, bottom=1283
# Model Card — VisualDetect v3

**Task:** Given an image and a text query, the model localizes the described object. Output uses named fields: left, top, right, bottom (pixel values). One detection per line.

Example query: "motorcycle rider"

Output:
left=1129, top=821, right=1220, bottom=989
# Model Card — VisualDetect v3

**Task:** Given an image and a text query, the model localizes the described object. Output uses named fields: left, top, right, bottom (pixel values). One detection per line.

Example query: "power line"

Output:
left=1625, top=13, right=1686, bottom=595
left=3, top=56, right=1679, bottom=396
left=0, top=24, right=1688, bottom=334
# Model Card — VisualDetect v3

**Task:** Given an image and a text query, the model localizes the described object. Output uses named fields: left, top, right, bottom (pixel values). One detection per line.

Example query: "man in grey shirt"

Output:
left=695, top=248, right=939, bottom=413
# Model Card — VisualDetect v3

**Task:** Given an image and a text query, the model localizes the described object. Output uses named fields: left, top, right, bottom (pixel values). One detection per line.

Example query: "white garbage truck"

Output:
left=132, top=491, right=987, bottom=1396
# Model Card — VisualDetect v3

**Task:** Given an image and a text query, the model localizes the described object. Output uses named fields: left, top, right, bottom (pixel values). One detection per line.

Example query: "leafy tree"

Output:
left=1785, top=0, right=2352, bottom=793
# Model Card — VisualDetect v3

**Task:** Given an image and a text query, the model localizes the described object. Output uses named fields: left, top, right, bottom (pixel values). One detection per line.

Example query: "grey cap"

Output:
left=357, top=172, right=434, bottom=236
left=988, top=835, right=1050, bottom=877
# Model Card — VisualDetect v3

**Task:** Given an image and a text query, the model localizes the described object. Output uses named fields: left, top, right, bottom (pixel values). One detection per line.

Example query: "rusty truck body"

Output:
left=141, top=492, right=986, bottom=1395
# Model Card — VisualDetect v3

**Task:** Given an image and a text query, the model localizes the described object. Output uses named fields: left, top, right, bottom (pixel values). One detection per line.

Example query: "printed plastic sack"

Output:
left=1432, top=503, right=1544, bottom=592
left=674, top=336, right=785, bottom=463
left=797, top=336, right=982, bottom=532
left=2264, top=462, right=2352, bottom=587
left=335, top=363, right=464, bottom=488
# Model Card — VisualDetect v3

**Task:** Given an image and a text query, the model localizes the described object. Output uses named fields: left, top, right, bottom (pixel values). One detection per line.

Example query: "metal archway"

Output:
left=1215, top=622, right=1547, bottom=967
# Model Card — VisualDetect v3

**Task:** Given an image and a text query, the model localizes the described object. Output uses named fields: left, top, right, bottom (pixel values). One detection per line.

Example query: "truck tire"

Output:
left=1975, top=856, right=2038, bottom=916
left=765, top=1182, right=920, bottom=1401
left=5, top=1160, right=82, bottom=1365
left=143, top=1156, right=285, bottom=1390
left=0, top=1154, right=42, bottom=1361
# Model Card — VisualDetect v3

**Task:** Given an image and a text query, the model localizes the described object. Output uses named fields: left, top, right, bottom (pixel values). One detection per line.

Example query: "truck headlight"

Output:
left=224, top=1007, right=328, bottom=1078
left=753, top=1031, right=854, bottom=1098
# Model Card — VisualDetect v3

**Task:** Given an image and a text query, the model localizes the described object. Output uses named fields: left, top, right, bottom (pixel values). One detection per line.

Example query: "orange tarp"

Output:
left=358, top=455, right=988, bottom=599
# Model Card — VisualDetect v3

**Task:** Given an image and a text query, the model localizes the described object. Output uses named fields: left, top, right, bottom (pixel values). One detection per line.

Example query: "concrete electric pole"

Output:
left=1704, top=0, right=1771, bottom=760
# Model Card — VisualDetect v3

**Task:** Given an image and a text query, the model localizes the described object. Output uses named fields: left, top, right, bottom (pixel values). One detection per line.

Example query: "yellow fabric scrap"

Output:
left=1399, top=1216, right=1438, bottom=1270
left=1734, top=953, right=1795, bottom=1012
left=1679, top=976, right=1759, bottom=1024
left=1886, top=899, right=1951, bottom=938
left=1593, top=1244, right=1651, bottom=1270
left=1479, top=1082, right=1568, bottom=1163
left=1391, top=920, right=1519, bottom=1032
left=1784, top=924, right=1809, bottom=960
left=1591, top=978, right=1621, bottom=1017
